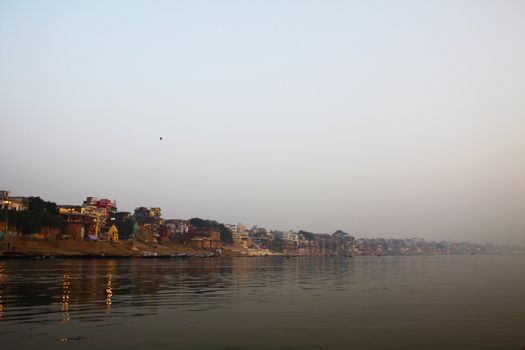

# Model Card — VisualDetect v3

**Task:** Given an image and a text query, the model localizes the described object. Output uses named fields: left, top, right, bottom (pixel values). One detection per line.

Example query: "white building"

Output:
left=283, top=230, right=299, bottom=242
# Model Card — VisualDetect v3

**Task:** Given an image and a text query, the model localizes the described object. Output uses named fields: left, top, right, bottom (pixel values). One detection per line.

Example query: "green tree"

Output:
left=298, top=230, right=316, bottom=241
left=2, top=197, right=62, bottom=234
left=114, top=213, right=136, bottom=239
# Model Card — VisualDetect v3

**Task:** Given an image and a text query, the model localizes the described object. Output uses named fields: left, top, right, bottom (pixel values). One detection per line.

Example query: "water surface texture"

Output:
left=1, top=256, right=524, bottom=349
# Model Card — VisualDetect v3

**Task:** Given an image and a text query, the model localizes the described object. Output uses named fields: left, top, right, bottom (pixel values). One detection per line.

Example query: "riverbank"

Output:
left=0, top=238, right=229, bottom=259
left=2, top=238, right=517, bottom=259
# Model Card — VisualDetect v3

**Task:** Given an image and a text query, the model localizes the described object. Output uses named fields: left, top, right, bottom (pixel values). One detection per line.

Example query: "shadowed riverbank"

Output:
left=0, top=238, right=224, bottom=259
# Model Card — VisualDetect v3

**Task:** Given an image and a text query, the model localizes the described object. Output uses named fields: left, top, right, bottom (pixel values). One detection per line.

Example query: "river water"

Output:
left=0, top=255, right=524, bottom=349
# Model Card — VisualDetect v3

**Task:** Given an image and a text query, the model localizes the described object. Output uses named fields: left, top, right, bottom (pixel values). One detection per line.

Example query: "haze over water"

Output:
left=1, top=256, right=524, bottom=350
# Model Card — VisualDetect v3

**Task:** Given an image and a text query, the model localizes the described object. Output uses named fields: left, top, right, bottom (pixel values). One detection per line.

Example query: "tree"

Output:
left=28, top=197, right=59, bottom=215
left=333, top=229, right=348, bottom=237
left=2, top=197, right=62, bottom=234
left=114, top=212, right=136, bottom=239
left=298, top=230, right=316, bottom=241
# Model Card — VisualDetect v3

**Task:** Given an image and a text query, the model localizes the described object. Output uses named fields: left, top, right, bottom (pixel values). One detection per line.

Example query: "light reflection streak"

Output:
left=0, top=262, right=5, bottom=320
left=61, top=273, right=71, bottom=323
left=106, top=261, right=114, bottom=311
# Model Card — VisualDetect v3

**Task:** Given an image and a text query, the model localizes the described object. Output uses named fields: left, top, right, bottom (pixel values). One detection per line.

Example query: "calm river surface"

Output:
left=0, top=255, right=524, bottom=349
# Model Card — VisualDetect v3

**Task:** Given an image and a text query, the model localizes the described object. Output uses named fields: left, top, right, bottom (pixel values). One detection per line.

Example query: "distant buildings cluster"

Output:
left=228, top=226, right=499, bottom=256
left=58, top=196, right=118, bottom=241
left=0, top=190, right=509, bottom=256
left=0, top=191, right=222, bottom=250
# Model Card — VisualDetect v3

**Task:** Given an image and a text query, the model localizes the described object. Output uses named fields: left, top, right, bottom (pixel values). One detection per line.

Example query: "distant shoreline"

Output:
left=1, top=247, right=517, bottom=260
left=2, top=236, right=523, bottom=260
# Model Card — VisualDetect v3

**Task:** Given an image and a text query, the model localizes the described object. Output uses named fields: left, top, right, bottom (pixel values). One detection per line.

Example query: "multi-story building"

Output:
left=236, top=223, right=246, bottom=233
left=133, top=206, right=164, bottom=243
left=57, top=196, right=118, bottom=239
left=232, top=231, right=250, bottom=248
left=96, top=198, right=117, bottom=217
left=82, top=197, right=103, bottom=237
left=283, top=230, right=299, bottom=243
left=82, top=197, right=117, bottom=237
left=188, top=227, right=221, bottom=249
left=164, top=219, right=190, bottom=243
left=58, top=205, right=95, bottom=240
left=0, top=191, right=28, bottom=211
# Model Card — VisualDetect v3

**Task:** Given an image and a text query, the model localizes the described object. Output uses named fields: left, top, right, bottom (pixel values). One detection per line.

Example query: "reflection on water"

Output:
left=61, top=272, right=70, bottom=324
left=105, top=261, right=113, bottom=311
left=0, top=262, right=4, bottom=321
left=0, top=256, right=524, bottom=350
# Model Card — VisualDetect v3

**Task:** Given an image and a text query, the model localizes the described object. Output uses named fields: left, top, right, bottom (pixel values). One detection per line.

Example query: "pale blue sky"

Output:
left=1, top=0, right=524, bottom=244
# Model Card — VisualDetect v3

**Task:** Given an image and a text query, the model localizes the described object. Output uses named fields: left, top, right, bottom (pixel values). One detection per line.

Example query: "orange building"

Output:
left=189, top=228, right=221, bottom=249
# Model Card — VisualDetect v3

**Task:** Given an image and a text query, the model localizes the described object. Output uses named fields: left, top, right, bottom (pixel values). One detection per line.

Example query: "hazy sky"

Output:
left=1, top=0, right=524, bottom=245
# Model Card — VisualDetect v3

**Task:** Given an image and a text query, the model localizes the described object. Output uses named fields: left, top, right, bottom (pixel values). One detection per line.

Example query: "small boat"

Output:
left=142, top=252, right=158, bottom=258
